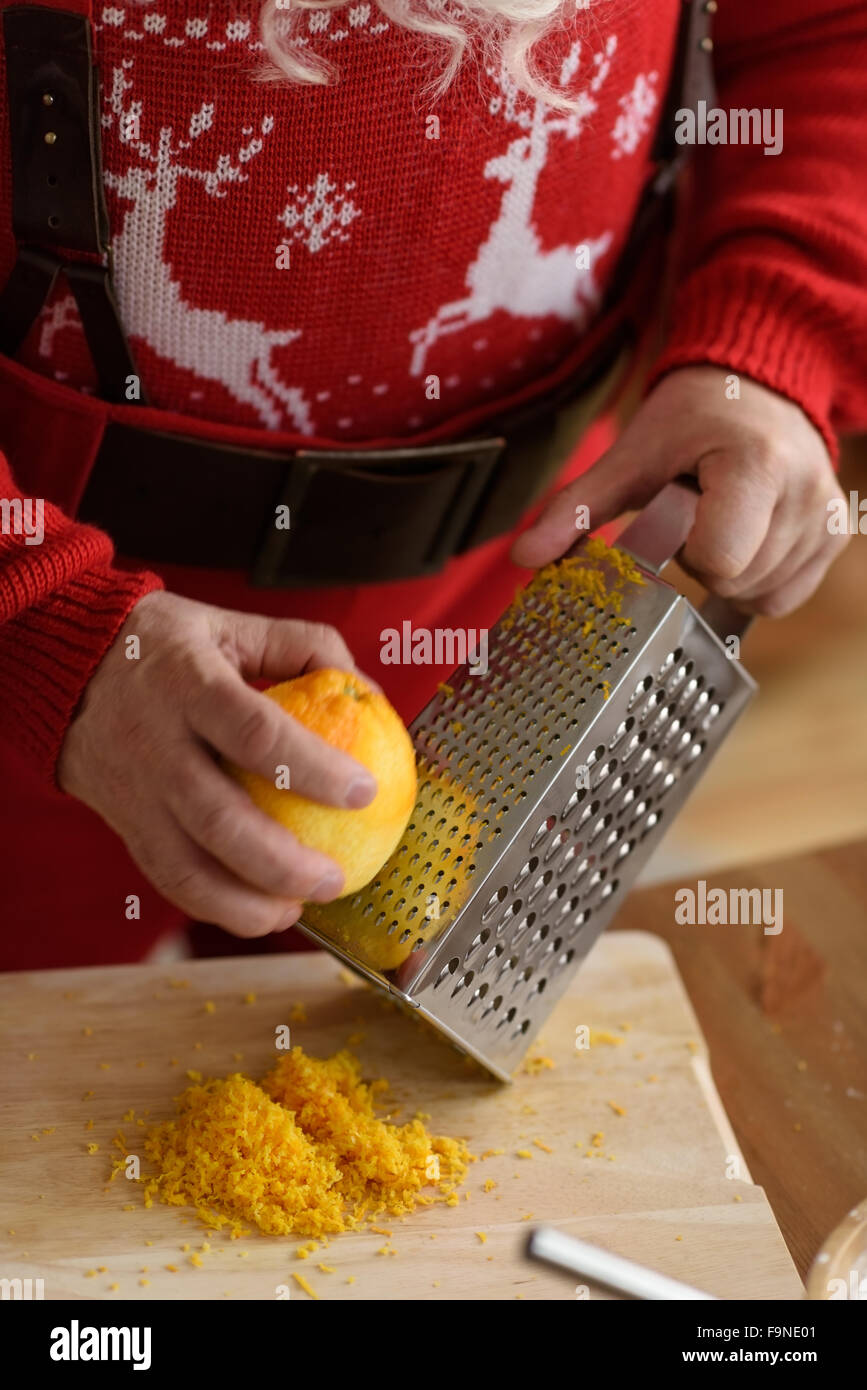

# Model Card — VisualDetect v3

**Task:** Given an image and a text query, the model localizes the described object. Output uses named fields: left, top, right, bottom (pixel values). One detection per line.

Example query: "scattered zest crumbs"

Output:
left=532, top=1138, right=553, bottom=1154
left=520, top=1055, right=555, bottom=1075
left=516, top=1149, right=533, bottom=1160
left=608, top=1102, right=627, bottom=1117
left=588, top=1029, right=625, bottom=1047
left=483, top=1179, right=497, bottom=1193
left=86, top=1143, right=99, bottom=1155
left=109, top=1283, right=119, bottom=1292
left=291, top=1273, right=319, bottom=1300
left=82, top=1027, right=93, bottom=1037
left=139, top=1279, right=150, bottom=1287
left=318, top=1263, right=335, bottom=1274
left=289, top=1002, right=307, bottom=1024
left=204, top=1002, right=216, bottom=1015
left=119, top=1047, right=471, bottom=1239
left=591, top=1132, right=604, bottom=1148
left=190, top=1254, right=204, bottom=1267
left=480, top=1148, right=505, bottom=1159
left=476, top=1232, right=488, bottom=1244
left=165, top=1264, right=178, bottom=1273
left=243, top=992, right=257, bottom=1005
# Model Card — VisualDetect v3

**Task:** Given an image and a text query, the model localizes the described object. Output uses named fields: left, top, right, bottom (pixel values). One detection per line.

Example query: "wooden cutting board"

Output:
left=0, top=931, right=803, bottom=1301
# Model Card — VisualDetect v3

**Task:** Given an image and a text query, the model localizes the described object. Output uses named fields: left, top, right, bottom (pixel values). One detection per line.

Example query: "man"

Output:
left=0, top=0, right=863, bottom=968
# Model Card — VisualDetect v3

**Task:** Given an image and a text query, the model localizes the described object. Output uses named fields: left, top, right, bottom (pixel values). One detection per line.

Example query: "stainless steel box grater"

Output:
left=299, top=480, right=757, bottom=1080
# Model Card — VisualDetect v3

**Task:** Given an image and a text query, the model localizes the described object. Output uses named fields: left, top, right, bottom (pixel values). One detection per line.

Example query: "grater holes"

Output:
left=677, top=674, right=702, bottom=711
left=666, top=658, right=694, bottom=695
left=527, top=869, right=554, bottom=904
left=433, top=957, right=461, bottom=990
left=576, top=798, right=601, bottom=831
left=450, top=969, right=474, bottom=999
left=513, top=856, right=539, bottom=891
left=570, top=854, right=594, bottom=888
left=659, top=716, right=687, bottom=750
left=657, top=647, right=683, bottom=681
left=588, top=811, right=614, bottom=847
left=628, top=674, right=653, bottom=711
left=478, top=991, right=504, bottom=1022
left=603, top=771, right=630, bottom=806
left=620, top=729, right=648, bottom=765
left=469, top=980, right=490, bottom=1007
left=565, top=906, right=591, bottom=938
left=701, top=701, right=724, bottom=730
left=509, top=910, right=537, bottom=947
left=609, top=715, right=635, bottom=750
left=625, top=796, right=652, bottom=831
left=497, top=956, right=520, bottom=984
left=464, top=927, right=491, bottom=963
left=543, top=829, right=571, bottom=863
left=481, top=886, right=508, bottom=921
left=639, top=809, right=663, bottom=839
left=481, top=942, right=505, bottom=973
left=495, top=898, right=523, bottom=935
left=560, top=787, right=587, bottom=822
left=530, top=815, right=556, bottom=850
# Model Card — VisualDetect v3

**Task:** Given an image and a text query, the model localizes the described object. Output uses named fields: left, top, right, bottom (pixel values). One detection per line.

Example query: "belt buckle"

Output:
left=250, top=451, right=319, bottom=587
left=250, top=437, right=506, bottom=588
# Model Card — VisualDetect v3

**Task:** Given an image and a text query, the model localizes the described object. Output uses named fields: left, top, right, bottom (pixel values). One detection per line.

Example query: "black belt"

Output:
left=78, top=325, right=629, bottom=587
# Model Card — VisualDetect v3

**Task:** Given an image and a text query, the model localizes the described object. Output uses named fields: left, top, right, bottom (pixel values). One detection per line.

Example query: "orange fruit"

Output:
left=227, top=669, right=417, bottom=897
left=304, top=768, right=482, bottom=972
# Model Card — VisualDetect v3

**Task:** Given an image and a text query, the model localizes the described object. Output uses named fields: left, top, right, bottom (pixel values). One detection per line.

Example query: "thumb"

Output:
left=511, top=428, right=670, bottom=570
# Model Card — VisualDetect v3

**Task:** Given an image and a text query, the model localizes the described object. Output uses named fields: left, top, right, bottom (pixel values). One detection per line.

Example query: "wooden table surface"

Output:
left=613, top=837, right=867, bottom=1278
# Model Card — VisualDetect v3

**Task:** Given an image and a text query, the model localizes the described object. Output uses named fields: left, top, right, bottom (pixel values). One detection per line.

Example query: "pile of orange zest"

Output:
left=112, top=1046, right=470, bottom=1240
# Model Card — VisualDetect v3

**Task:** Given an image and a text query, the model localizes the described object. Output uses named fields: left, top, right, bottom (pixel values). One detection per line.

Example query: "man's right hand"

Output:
left=56, top=591, right=378, bottom=936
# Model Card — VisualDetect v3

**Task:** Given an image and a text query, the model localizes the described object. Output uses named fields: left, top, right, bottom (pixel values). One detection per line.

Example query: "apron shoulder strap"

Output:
left=0, top=1, right=143, bottom=403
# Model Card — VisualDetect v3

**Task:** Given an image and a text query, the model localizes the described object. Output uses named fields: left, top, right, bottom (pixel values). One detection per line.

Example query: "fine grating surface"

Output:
left=301, top=548, right=756, bottom=1079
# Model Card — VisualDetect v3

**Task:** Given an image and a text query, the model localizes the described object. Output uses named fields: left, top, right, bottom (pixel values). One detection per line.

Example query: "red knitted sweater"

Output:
left=1, top=0, right=867, bottom=781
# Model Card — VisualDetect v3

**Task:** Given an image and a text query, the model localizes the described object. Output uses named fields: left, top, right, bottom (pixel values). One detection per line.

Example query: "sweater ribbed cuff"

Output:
left=646, top=262, right=839, bottom=463
left=0, top=563, right=164, bottom=786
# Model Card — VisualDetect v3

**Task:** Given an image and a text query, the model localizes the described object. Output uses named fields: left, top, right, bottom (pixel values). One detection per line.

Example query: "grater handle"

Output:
left=525, top=1226, right=717, bottom=1300
left=615, top=476, right=754, bottom=644
left=615, top=475, right=701, bottom=576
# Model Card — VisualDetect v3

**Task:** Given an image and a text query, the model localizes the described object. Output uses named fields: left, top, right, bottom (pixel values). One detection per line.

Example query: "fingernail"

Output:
left=309, top=870, right=344, bottom=902
left=345, top=775, right=376, bottom=809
